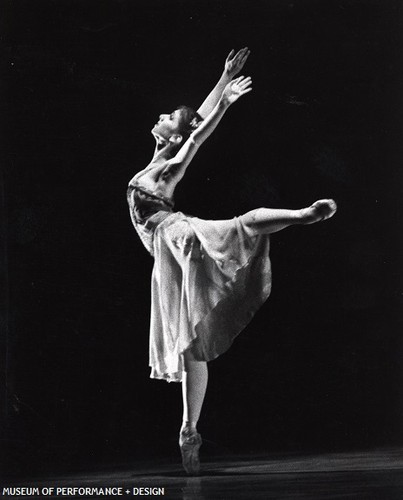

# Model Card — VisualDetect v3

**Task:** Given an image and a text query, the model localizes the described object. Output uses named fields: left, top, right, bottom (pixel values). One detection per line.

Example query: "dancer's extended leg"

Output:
left=241, top=199, right=337, bottom=236
left=180, top=354, right=207, bottom=475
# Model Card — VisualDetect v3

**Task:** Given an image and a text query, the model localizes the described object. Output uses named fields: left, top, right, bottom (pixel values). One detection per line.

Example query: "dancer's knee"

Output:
left=183, top=351, right=207, bottom=373
left=240, top=208, right=266, bottom=237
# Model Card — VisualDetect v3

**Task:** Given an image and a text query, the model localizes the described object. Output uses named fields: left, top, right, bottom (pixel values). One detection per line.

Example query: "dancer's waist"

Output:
left=127, top=184, right=174, bottom=225
left=131, top=210, right=174, bottom=256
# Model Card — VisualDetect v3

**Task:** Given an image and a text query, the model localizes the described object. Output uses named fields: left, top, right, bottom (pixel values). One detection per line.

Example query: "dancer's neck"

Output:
left=153, top=139, right=176, bottom=162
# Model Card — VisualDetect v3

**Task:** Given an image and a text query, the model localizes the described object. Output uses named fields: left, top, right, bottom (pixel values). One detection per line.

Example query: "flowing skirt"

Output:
left=138, top=210, right=272, bottom=383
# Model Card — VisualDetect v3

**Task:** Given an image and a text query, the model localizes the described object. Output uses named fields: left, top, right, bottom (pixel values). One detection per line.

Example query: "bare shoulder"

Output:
left=129, top=161, right=164, bottom=186
left=128, top=160, right=180, bottom=198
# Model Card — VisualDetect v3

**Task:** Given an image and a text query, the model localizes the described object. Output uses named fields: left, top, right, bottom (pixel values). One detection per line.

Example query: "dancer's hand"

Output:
left=224, top=47, right=250, bottom=78
left=221, top=76, right=252, bottom=105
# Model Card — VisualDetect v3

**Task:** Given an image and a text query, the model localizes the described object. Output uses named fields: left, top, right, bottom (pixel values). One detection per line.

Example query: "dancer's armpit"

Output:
left=161, top=137, right=200, bottom=181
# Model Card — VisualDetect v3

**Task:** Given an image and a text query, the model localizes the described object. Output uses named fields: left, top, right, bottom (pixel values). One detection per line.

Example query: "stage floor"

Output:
left=3, top=449, right=403, bottom=499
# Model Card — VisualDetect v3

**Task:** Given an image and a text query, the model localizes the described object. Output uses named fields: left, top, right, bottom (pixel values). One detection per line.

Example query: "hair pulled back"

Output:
left=176, top=105, right=203, bottom=142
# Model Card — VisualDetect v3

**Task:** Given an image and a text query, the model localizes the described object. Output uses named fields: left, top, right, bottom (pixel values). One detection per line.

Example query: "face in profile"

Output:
left=152, top=110, right=183, bottom=142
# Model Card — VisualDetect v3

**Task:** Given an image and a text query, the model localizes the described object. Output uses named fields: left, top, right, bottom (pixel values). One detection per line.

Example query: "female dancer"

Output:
left=127, top=48, right=337, bottom=475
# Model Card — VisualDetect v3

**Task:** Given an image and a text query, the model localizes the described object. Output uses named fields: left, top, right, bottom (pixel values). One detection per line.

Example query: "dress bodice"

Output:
left=127, top=181, right=174, bottom=225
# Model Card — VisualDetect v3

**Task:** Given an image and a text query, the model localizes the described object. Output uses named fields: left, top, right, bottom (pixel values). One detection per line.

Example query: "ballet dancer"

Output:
left=127, top=48, right=337, bottom=475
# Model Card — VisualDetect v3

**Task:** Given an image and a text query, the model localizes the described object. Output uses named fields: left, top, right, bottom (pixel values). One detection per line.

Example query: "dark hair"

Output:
left=176, top=105, right=203, bottom=142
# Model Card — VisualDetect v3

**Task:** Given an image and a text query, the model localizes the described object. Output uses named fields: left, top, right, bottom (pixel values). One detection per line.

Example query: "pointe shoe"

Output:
left=179, top=428, right=202, bottom=476
left=302, top=199, right=337, bottom=224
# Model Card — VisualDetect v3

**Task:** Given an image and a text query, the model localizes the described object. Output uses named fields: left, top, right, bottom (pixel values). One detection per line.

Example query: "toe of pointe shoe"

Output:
left=324, top=199, right=337, bottom=219
left=312, top=199, right=337, bottom=221
left=179, top=431, right=202, bottom=476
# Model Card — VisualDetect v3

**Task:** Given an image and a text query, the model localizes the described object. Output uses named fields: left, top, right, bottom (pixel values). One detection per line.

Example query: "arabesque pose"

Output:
left=127, top=48, right=337, bottom=475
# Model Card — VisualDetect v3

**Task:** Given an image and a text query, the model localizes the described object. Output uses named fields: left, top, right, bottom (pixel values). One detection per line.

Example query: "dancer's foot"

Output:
left=179, top=427, right=202, bottom=476
left=300, top=199, right=337, bottom=224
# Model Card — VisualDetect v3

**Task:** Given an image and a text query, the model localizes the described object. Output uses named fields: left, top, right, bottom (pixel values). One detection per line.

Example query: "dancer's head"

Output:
left=152, top=105, right=202, bottom=149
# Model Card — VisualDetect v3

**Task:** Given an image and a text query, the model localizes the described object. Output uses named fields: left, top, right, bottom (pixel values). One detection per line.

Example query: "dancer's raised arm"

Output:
left=163, top=76, right=252, bottom=182
left=196, top=48, right=250, bottom=119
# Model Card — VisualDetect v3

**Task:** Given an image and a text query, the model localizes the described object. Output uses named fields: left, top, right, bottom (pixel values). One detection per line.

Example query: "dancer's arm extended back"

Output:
left=197, top=47, right=250, bottom=119
left=163, top=77, right=252, bottom=183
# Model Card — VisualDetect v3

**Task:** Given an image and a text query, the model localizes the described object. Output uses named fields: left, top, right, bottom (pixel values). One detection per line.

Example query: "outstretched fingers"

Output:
left=226, top=49, right=235, bottom=62
left=239, top=47, right=250, bottom=64
left=223, top=74, right=253, bottom=103
left=234, top=76, right=252, bottom=94
left=234, top=47, right=249, bottom=62
left=225, top=47, right=251, bottom=76
left=233, top=75, right=251, bottom=83
left=240, top=75, right=252, bottom=84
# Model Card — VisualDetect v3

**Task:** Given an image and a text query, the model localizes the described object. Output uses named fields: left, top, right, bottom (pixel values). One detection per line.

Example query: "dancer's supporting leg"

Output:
left=180, top=353, right=207, bottom=475
left=181, top=357, right=208, bottom=432
left=241, top=199, right=337, bottom=236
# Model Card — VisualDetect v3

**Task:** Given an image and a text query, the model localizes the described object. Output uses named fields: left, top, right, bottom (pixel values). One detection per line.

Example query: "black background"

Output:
left=1, top=0, right=402, bottom=476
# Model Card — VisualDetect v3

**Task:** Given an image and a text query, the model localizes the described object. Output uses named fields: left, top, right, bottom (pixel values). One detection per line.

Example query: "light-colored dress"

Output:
left=127, top=182, right=272, bottom=382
